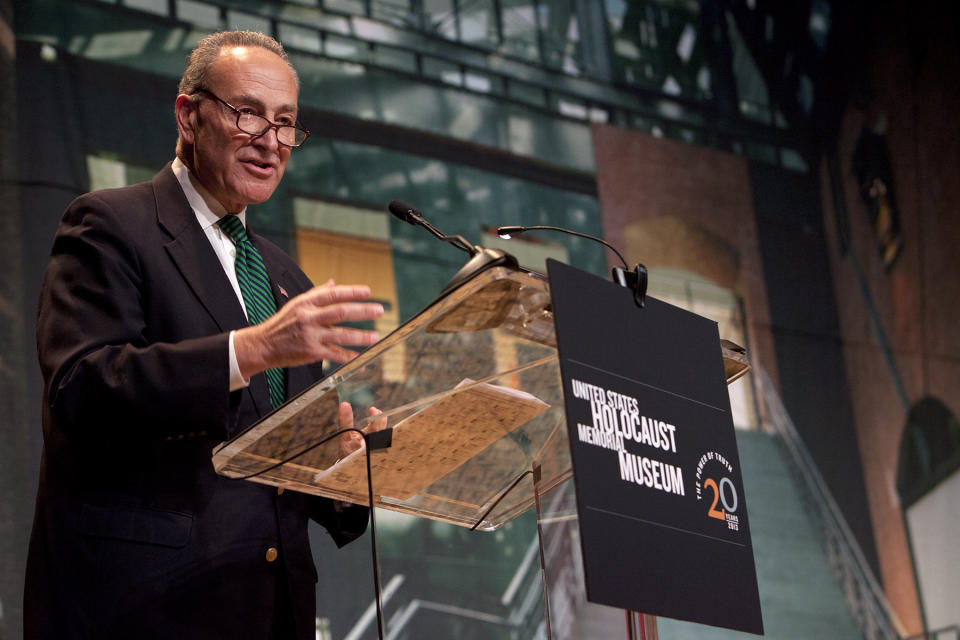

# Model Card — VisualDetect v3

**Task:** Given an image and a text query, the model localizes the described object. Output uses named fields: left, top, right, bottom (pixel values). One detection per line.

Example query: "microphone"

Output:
left=387, top=200, right=419, bottom=225
left=387, top=200, right=518, bottom=296
left=496, top=224, right=648, bottom=307
left=388, top=200, right=478, bottom=256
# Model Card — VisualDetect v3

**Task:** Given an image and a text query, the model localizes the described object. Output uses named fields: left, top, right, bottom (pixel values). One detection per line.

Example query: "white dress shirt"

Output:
left=171, top=157, right=251, bottom=392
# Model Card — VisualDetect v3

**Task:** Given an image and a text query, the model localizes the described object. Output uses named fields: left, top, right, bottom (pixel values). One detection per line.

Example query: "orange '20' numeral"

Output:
left=704, top=477, right=725, bottom=520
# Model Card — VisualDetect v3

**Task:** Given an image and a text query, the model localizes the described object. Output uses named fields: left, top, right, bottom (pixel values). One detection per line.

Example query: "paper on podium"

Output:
left=316, top=380, right=550, bottom=501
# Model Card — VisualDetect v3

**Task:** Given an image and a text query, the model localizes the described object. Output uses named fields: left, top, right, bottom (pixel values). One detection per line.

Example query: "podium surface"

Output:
left=214, top=266, right=569, bottom=530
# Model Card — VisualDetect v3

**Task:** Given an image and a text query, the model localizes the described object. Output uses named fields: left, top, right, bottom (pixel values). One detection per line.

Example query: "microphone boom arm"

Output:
left=497, top=224, right=648, bottom=307
left=389, top=200, right=479, bottom=256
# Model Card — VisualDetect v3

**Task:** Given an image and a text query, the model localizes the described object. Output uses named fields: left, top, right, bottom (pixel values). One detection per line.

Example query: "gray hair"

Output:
left=177, top=30, right=299, bottom=95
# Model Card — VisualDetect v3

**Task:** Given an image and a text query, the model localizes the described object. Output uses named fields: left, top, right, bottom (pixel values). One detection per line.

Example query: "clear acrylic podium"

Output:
left=212, top=262, right=750, bottom=637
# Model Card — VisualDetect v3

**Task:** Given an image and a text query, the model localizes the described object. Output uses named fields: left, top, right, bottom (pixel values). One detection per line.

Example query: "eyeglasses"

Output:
left=193, top=88, right=310, bottom=148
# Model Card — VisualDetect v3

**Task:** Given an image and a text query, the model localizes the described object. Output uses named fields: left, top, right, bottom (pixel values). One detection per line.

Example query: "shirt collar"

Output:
left=171, top=157, right=247, bottom=230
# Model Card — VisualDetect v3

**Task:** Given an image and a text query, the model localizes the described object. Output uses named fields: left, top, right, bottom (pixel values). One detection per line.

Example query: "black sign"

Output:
left=548, top=259, right=763, bottom=635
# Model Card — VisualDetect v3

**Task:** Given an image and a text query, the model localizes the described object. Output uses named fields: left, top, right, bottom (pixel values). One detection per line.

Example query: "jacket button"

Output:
left=265, top=547, right=278, bottom=563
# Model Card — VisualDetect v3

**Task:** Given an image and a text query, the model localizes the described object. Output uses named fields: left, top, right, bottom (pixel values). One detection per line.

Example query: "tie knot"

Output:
left=217, top=214, right=248, bottom=244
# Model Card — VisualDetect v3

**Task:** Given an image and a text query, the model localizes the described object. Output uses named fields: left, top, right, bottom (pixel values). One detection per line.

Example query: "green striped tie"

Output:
left=217, top=214, right=286, bottom=409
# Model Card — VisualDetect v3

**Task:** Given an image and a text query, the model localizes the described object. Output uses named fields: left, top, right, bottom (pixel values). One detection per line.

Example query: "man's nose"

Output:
left=251, top=125, right=281, bottom=150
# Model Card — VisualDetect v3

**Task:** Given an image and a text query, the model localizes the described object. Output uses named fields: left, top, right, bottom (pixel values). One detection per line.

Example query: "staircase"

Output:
left=656, top=428, right=863, bottom=639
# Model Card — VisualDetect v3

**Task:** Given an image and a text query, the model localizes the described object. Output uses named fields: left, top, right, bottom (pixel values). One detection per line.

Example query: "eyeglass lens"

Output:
left=235, top=113, right=306, bottom=146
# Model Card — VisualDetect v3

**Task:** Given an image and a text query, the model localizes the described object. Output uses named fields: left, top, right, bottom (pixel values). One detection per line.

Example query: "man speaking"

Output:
left=25, top=30, right=383, bottom=639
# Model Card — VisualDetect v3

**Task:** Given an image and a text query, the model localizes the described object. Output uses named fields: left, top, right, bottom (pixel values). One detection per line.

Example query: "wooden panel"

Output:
left=296, top=229, right=396, bottom=305
left=296, top=228, right=403, bottom=380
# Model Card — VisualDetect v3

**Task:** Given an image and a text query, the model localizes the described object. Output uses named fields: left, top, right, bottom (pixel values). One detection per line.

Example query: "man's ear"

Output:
left=175, top=94, right=198, bottom=144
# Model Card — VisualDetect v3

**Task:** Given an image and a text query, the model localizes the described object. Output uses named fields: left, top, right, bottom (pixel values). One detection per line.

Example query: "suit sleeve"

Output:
left=37, top=192, right=235, bottom=441
left=307, top=499, right=369, bottom=547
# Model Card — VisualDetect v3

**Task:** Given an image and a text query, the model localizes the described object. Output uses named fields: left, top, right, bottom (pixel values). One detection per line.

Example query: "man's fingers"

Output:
left=362, top=406, right=387, bottom=434
left=335, top=404, right=388, bottom=461
left=337, top=401, right=365, bottom=458
left=304, top=284, right=373, bottom=306
left=319, top=325, right=381, bottom=347
left=313, top=301, right=384, bottom=325
left=338, top=401, right=354, bottom=429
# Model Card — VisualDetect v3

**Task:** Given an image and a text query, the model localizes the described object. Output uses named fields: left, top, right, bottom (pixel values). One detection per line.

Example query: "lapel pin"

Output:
left=278, top=285, right=289, bottom=299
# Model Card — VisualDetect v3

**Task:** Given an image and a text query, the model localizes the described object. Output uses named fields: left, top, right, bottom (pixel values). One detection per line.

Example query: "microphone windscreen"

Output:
left=388, top=200, right=419, bottom=224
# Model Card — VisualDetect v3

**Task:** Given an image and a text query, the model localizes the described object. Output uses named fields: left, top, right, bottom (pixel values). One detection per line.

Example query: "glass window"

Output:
left=227, top=10, right=272, bottom=33
left=371, top=0, right=414, bottom=26
left=604, top=0, right=711, bottom=102
left=324, top=34, right=366, bottom=61
left=422, top=56, right=462, bottom=86
left=279, top=23, right=323, bottom=53
left=537, top=0, right=580, bottom=72
left=176, top=0, right=221, bottom=29
left=501, top=1, right=539, bottom=61
left=123, top=0, right=168, bottom=16
left=325, top=0, right=366, bottom=15
left=460, top=0, right=499, bottom=49
left=421, top=0, right=459, bottom=40
left=373, top=45, right=418, bottom=73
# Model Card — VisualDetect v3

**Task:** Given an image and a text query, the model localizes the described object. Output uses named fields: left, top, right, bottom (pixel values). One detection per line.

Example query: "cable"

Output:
left=364, top=430, right=386, bottom=640
left=238, top=425, right=391, bottom=640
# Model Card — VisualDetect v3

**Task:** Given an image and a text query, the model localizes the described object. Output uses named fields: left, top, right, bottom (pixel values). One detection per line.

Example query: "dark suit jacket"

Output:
left=25, top=164, right=367, bottom=639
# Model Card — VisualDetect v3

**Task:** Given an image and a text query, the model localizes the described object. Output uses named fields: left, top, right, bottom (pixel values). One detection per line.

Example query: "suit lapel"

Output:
left=154, top=165, right=246, bottom=333
left=152, top=164, right=271, bottom=418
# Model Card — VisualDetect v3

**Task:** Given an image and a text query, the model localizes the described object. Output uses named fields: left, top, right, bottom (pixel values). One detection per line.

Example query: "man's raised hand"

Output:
left=234, top=279, right=383, bottom=379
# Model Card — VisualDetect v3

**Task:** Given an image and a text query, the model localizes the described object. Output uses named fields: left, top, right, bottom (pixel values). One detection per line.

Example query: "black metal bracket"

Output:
left=365, top=427, right=394, bottom=451
left=611, top=263, right=649, bottom=308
